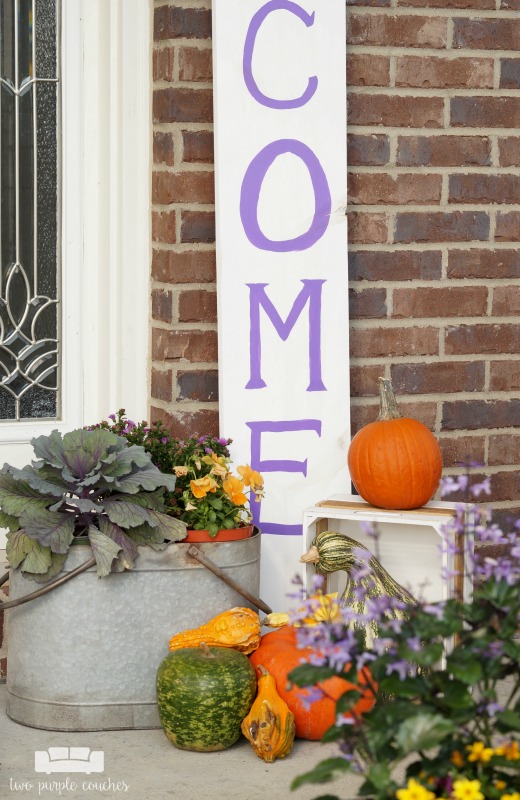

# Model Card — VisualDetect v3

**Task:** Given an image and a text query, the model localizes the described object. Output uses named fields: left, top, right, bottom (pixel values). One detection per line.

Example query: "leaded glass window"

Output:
left=0, top=0, right=59, bottom=420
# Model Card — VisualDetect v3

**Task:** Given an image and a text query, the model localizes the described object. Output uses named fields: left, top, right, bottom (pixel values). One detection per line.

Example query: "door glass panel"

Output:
left=0, top=0, right=59, bottom=421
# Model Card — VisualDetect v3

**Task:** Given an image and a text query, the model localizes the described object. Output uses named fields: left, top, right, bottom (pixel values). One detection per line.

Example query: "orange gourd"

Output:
left=168, top=607, right=261, bottom=655
left=249, top=626, right=375, bottom=740
left=241, top=665, right=296, bottom=762
left=347, top=377, right=442, bottom=510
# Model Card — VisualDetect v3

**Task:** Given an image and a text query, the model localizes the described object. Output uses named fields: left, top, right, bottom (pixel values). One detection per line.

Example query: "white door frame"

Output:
left=0, top=0, right=150, bottom=548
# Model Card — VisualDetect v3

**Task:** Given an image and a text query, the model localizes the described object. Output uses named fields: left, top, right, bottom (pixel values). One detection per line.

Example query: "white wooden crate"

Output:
left=302, top=495, right=473, bottom=605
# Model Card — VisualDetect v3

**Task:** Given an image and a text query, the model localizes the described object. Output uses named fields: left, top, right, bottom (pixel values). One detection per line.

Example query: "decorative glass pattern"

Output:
left=0, top=0, right=59, bottom=420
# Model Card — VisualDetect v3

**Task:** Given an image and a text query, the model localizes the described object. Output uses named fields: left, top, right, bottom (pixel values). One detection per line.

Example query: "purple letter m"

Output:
left=246, top=279, right=326, bottom=391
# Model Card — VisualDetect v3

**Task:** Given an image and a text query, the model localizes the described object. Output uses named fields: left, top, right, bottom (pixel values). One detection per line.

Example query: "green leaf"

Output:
left=290, top=757, right=353, bottom=790
left=18, top=506, right=75, bottom=554
left=109, top=459, right=176, bottom=493
left=288, top=662, right=338, bottom=687
left=6, top=530, right=38, bottom=569
left=99, top=517, right=139, bottom=571
left=396, top=713, right=454, bottom=754
left=29, top=552, right=68, bottom=583
left=447, top=654, right=483, bottom=685
left=366, top=762, right=392, bottom=791
left=21, top=539, right=53, bottom=575
left=0, top=509, right=20, bottom=532
left=103, top=498, right=154, bottom=528
left=0, top=472, right=53, bottom=516
left=87, top=526, right=122, bottom=577
left=496, top=709, right=520, bottom=732
left=440, top=681, right=475, bottom=710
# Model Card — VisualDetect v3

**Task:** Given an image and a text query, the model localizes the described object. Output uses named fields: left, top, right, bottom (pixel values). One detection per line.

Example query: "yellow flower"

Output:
left=495, top=740, right=520, bottom=761
left=395, top=778, right=437, bottom=800
left=500, top=794, right=520, bottom=800
left=451, top=779, right=484, bottom=800
left=494, top=781, right=507, bottom=791
left=222, top=475, right=247, bottom=506
left=202, top=453, right=228, bottom=478
left=190, top=475, right=217, bottom=498
left=451, top=751, right=464, bottom=768
left=237, top=464, right=264, bottom=492
left=173, top=465, right=189, bottom=477
left=466, top=741, right=494, bottom=763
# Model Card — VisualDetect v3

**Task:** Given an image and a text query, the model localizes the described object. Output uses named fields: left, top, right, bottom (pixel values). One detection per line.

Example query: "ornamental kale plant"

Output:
left=0, top=427, right=187, bottom=582
left=289, top=477, right=520, bottom=800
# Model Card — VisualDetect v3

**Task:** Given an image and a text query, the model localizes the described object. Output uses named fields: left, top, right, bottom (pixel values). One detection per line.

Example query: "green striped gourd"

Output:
left=156, top=643, right=257, bottom=751
left=301, top=530, right=417, bottom=646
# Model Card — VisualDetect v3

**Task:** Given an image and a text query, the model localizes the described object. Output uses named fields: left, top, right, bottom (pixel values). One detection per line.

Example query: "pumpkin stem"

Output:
left=376, top=377, right=402, bottom=421
left=200, top=642, right=215, bottom=658
left=300, top=545, right=320, bottom=564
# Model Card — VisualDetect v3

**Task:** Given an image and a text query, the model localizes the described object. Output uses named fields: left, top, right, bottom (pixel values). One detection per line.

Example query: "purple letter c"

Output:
left=243, top=0, right=318, bottom=110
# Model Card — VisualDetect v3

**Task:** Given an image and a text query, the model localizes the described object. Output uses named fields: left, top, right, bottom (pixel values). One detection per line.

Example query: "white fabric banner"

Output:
left=212, top=0, right=349, bottom=611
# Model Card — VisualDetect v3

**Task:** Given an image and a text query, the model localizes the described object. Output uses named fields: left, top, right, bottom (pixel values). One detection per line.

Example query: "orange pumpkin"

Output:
left=347, top=377, right=442, bottom=510
left=249, top=626, right=375, bottom=740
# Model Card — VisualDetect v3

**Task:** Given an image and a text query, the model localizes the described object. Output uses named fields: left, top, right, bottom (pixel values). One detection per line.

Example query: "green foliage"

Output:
left=1, top=427, right=186, bottom=581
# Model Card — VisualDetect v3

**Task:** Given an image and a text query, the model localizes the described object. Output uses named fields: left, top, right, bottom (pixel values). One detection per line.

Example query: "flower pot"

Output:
left=6, top=530, right=262, bottom=731
left=185, top=525, right=253, bottom=543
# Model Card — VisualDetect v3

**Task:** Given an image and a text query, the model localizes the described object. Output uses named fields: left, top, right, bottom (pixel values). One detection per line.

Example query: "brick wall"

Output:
left=151, top=1, right=520, bottom=525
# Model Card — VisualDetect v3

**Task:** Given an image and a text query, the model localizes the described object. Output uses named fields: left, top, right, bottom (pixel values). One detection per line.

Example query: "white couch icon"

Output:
left=34, top=747, right=104, bottom=774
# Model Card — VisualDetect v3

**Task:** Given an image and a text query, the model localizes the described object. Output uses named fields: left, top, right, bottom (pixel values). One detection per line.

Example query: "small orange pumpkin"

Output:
left=347, top=377, right=442, bottom=510
left=249, top=626, right=375, bottom=740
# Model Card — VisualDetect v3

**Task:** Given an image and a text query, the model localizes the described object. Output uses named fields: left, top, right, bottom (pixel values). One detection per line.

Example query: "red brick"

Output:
left=0, top=657, right=6, bottom=680
left=449, top=174, right=520, bottom=205
left=489, top=434, right=520, bottom=466
left=347, top=54, right=390, bottom=86
left=347, top=134, right=390, bottom=166
left=391, top=361, right=484, bottom=394
left=151, top=368, right=173, bottom=403
left=182, top=130, right=214, bottom=163
left=453, top=18, right=520, bottom=51
left=451, top=97, right=520, bottom=129
left=490, top=360, right=520, bottom=391
left=351, top=401, right=437, bottom=435
left=447, top=248, right=520, bottom=279
left=348, top=94, right=444, bottom=128
left=152, top=249, right=216, bottom=284
left=347, top=212, right=388, bottom=244
left=396, top=56, right=493, bottom=89
left=152, top=171, right=215, bottom=205
left=394, top=211, right=489, bottom=244
left=442, top=399, right=520, bottom=430
left=445, top=324, right=520, bottom=355
left=498, top=138, right=520, bottom=167
left=348, top=173, right=441, bottom=206
left=492, top=286, right=520, bottom=316
left=393, top=286, right=488, bottom=318
left=152, top=328, right=218, bottom=362
left=438, top=436, right=486, bottom=469
left=397, top=135, right=491, bottom=167
left=178, top=290, right=217, bottom=323
left=178, top=47, right=212, bottom=82
left=349, top=288, right=387, bottom=319
left=502, top=0, right=520, bottom=7
left=478, top=471, right=520, bottom=503
left=348, top=14, right=448, bottom=48
left=399, top=0, right=494, bottom=7
left=350, top=364, right=387, bottom=397
left=153, top=47, right=174, bottom=82
left=350, top=326, right=439, bottom=358
left=349, top=250, right=442, bottom=282
left=151, top=407, right=219, bottom=439
left=152, top=210, right=176, bottom=244
left=153, top=132, right=174, bottom=166
left=177, top=370, right=219, bottom=402
left=500, top=59, right=520, bottom=89
left=153, top=88, right=213, bottom=123
left=152, top=288, right=173, bottom=323
left=154, top=6, right=212, bottom=41
left=496, top=213, right=520, bottom=242
left=180, top=211, right=215, bottom=244
left=347, top=0, right=391, bottom=5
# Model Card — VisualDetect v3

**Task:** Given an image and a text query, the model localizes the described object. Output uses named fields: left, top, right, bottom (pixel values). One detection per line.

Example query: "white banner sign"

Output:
left=212, top=0, right=349, bottom=610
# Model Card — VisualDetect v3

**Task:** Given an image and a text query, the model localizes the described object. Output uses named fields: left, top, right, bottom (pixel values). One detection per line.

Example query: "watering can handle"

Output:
left=187, top=545, right=272, bottom=615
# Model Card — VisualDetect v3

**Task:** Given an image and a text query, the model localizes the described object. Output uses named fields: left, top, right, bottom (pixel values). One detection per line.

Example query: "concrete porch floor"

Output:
left=0, top=684, right=361, bottom=800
